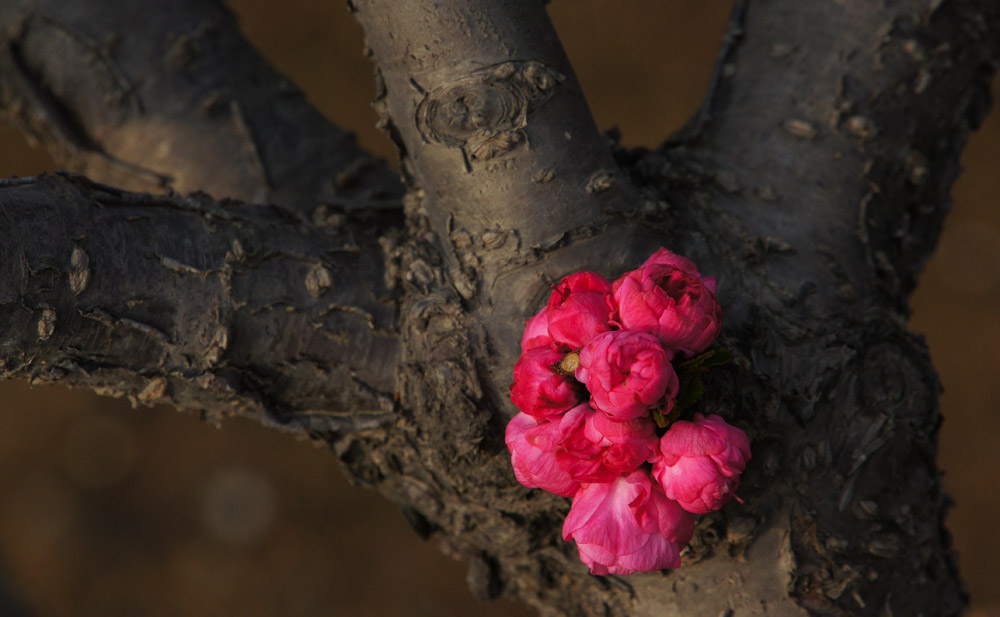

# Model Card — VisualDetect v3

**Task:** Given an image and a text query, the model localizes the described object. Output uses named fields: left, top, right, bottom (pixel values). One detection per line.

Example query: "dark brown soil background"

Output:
left=1, top=2, right=997, bottom=616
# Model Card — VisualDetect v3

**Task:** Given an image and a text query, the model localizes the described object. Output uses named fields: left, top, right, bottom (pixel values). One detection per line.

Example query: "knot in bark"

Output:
left=415, top=61, right=564, bottom=161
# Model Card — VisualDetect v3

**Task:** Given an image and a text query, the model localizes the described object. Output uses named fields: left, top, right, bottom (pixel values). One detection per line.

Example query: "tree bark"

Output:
left=1, top=0, right=998, bottom=616
left=0, top=0, right=403, bottom=212
left=0, top=172, right=401, bottom=426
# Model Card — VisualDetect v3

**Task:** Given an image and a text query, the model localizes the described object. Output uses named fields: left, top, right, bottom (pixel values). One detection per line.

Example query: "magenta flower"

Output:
left=611, top=254, right=722, bottom=357
left=563, top=471, right=695, bottom=575
left=520, top=306, right=553, bottom=351
left=555, top=404, right=658, bottom=483
left=505, top=413, right=580, bottom=498
left=640, top=247, right=701, bottom=272
left=652, top=414, right=751, bottom=514
left=546, top=271, right=613, bottom=350
left=506, top=247, right=738, bottom=575
left=575, top=330, right=678, bottom=422
left=510, top=346, right=583, bottom=420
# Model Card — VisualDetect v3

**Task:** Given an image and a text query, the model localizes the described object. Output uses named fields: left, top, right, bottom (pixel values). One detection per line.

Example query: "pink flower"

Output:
left=555, top=404, right=658, bottom=483
left=563, top=471, right=695, bottom=575
left=640, top=247, right=702, bottom=272
left=575, top=331, right=678, bottom=422
left=521, top=307, right=553, bottom=351
left=611, top=253, right=722, bottom=357
left=546, top=272, right=613, bottom=350
left=652, top=414, right=751, bottom=514
left=510, top=346, right=584, bottom=420
left=505, top=413, right=580, bottom=498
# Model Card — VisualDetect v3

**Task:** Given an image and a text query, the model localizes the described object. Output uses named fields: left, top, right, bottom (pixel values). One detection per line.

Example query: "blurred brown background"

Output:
left=0, top=2, right=997, bottom=616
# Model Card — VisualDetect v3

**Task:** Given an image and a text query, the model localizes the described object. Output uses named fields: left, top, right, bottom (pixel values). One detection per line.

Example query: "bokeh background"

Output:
left=1, top=2, right=998, bottom=616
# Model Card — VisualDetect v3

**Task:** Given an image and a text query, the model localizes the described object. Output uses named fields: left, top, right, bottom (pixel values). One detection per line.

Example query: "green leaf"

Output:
left=675, top=374, right=705, bottom=410
left=698, top=346, right=731, bottom=368
left=676, top=349, right=714, bottom=371
left=676, top=346, right=731, bottom=373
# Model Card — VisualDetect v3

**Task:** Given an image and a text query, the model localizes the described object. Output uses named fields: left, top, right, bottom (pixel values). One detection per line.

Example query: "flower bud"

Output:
left=510, top=346, right=584, bottom=420
left=520, top=307, right=553, bottom=351
left=563, top=471, right=695, bottom=575
left=505, top=413, right=580, bottom=498
left=640, top=247, right=705, bottom=273
left=612, top=251, right=722, bottom=357
left=652, top=413, right=751, bottom=514
left=546, top=272, right=613, bottom=350
left=576, top=331, right=678, bottom=422
left=555, top=404, right=658, bottom=483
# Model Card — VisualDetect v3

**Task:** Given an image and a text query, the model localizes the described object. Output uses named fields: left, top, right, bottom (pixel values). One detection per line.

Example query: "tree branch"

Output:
left=0, top=2, right=995, bottom=616
left=0, top=173, right=402, bottom=425
left=325, top=1, right=998, bottom=615
left=0, top=0, right=403, bottom=213
left=671, top=0, right=1000, bottom=311
left=350, top=0, right=669, bottom=418
left=350, top=0, right=639, bottom=248
left=590, top=1, right=1000, bottom=615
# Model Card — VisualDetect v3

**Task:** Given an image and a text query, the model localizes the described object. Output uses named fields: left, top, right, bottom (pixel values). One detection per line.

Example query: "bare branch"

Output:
left=672, top=0, right=1000, bottom=310
left=0, top=2, right=994, bottom=616
left=0, top=173, right=402, bottom=424
left=581, top=2, right=1000, bottom=615
left=350, top=0, right=643, bottom=248
left=350, top=0, right=670, bottom=422
left=0, top=0, right=403, bottom=213
left=324, top=2, right=998, bottom=616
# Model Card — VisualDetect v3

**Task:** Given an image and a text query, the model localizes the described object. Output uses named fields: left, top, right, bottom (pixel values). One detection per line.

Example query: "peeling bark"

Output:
left=1, top=0, right=998, bottom=616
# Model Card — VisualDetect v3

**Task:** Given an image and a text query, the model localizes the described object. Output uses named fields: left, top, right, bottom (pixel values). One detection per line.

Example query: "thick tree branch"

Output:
left=351, top=0, right=666, bottom=413
left=0, top=173, right=402, bottom=425
left=588, top=1, right=1000, bottom=615
left=327, top=2, right=1000, bottom=617
left=0, top=2, right=995, bottom=617
left=351, top=0, right=639, bottom=248
left=0, top=0, right=403, bottom=212
left=672, top=0, right=1000, bottom=312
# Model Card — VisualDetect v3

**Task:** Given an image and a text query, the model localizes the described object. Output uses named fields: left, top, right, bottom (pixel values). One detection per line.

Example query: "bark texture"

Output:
left=1, top=0, right=998, bottom=616
left=0, top=173, right=402, bottom=427
left=0, top=0, right=403, bottom=212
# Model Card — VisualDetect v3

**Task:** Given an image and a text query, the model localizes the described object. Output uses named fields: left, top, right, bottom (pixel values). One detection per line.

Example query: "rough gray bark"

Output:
left=0, top=172, right=401, bottom=428
left=1, top=1, right=998, bottom=616
left=0, top=0, right=403, bottom=211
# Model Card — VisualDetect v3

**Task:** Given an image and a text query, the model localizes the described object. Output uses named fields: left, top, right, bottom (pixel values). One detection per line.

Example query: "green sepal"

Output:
left=652, top=406, right=669, bottom=428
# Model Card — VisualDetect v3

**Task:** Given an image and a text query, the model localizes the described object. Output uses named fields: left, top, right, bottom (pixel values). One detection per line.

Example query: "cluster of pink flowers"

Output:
left=506, top=248, right=751, bottom=575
